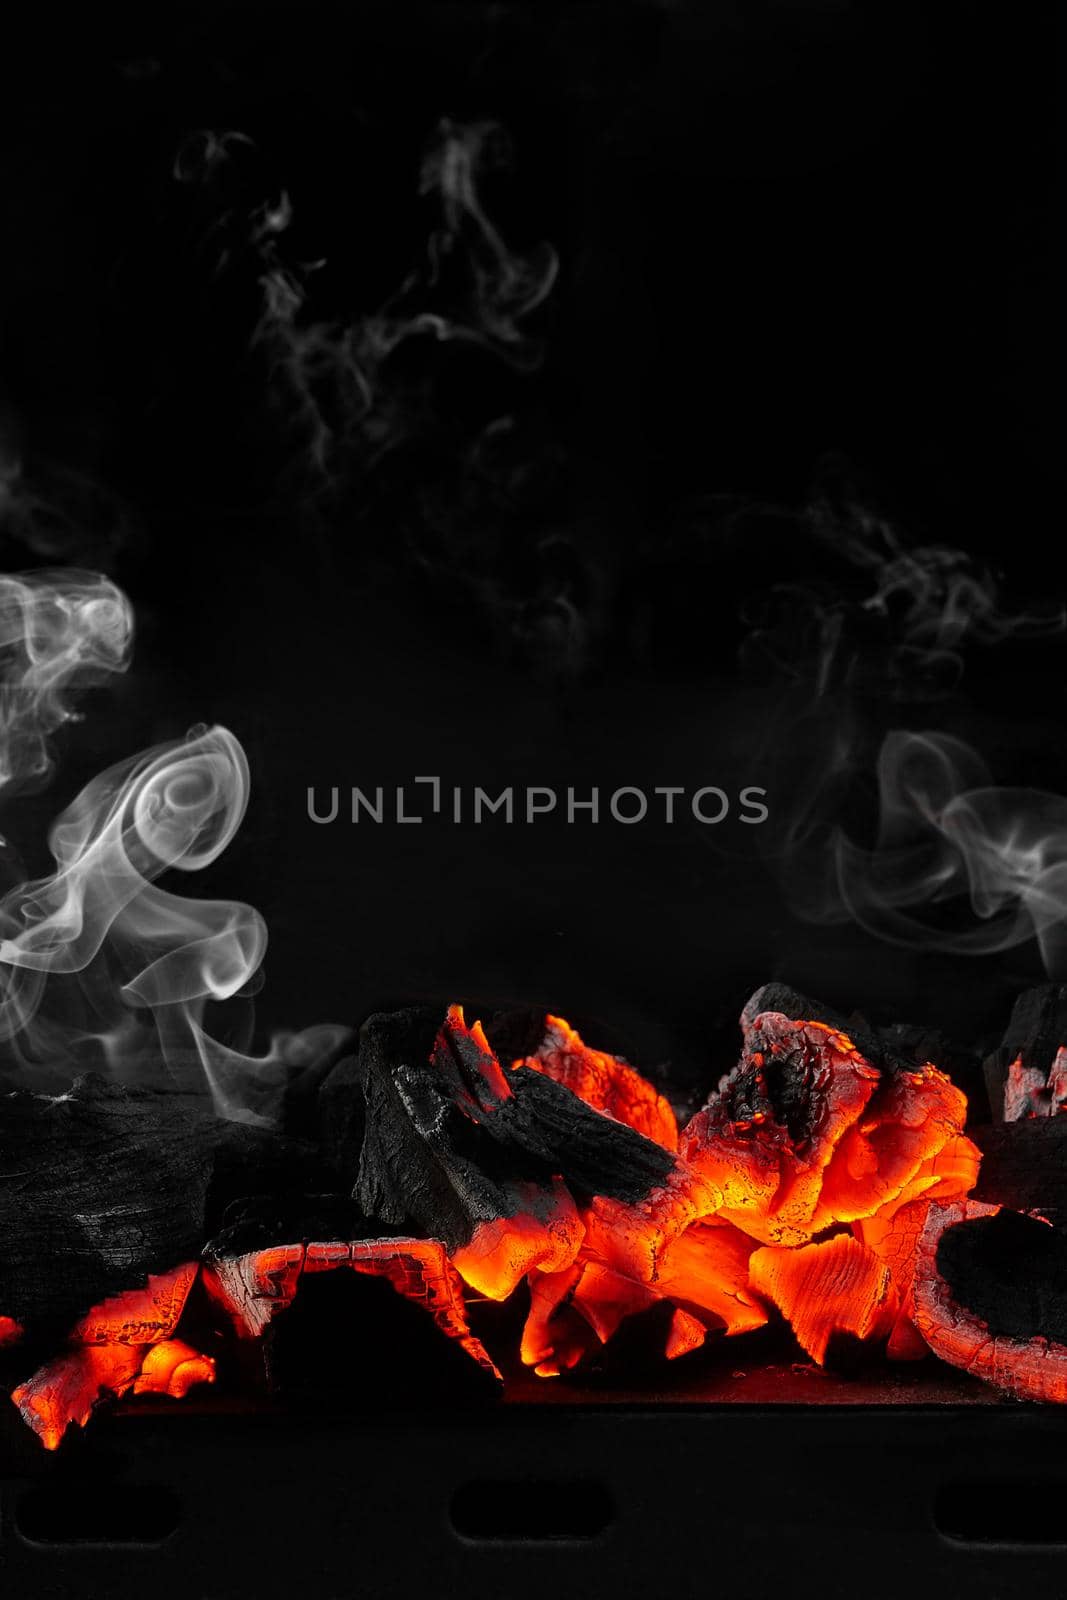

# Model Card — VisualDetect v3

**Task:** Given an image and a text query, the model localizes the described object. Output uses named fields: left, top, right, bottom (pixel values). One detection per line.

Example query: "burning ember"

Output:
left=8, top=971, right=1067, bottom=1449
left=1004, top=1051, right=1067, bottom=1119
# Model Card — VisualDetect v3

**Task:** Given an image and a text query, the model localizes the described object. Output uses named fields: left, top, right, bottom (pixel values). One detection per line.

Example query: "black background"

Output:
left=0, top=3, right=1061, bottom=1101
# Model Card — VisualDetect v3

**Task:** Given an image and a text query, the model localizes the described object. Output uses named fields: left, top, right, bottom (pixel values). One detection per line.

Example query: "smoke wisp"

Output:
left=176, top=118, right=558, bottom=494
left=0, top=573, right=343, bottom=1122
left=825, top=730, right=1067, bottom=978
left=0, top=570, right=133, bottom=800
left=742, top=459, right=1067, bottom=975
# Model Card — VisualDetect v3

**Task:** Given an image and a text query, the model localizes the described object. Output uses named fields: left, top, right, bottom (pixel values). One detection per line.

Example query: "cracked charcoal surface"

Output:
left=936, top=1210, right=1067, bottom=1346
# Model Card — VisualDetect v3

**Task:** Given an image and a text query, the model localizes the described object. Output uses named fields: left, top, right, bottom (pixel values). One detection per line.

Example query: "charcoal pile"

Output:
left=5, top=980, right=1067, bottom=1449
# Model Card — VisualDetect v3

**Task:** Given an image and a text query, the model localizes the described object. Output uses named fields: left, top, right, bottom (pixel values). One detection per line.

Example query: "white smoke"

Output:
left=0, top=574, right=344, bottom=1120
left=176, top=118, right=558, bottom=486
left=829, top=730, right=1067, bottom=977
left=0, top=570, right=133, bottom=797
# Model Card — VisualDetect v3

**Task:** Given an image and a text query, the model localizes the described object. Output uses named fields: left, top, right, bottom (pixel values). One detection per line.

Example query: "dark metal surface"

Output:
left=3, top=1388, right=1067, bottom=1599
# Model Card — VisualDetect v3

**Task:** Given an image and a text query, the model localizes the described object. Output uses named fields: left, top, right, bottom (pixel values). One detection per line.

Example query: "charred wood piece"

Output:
left=983, top=984, right=1067, bottom=1121
left=913, top=1199, right=1067, bottom=1404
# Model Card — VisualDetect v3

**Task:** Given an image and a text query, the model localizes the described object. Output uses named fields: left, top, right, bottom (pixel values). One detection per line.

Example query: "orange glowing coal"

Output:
left=441, top=1004, right=981, bottom=1380
left=0, top=1316, right=23, bottom=1348
left=518, top=1014, right=679, bottom=1151
left=8, top=1262, right=216, bottom=1450
left=0, top=999, right=1016, bottom=1449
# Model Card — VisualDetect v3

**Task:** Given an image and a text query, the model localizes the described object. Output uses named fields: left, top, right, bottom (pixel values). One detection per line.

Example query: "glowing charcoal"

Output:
left=681, top=1004, right=978, bottom=1247
left=451, top=1187, right=584, bottom=1301
left=132, top=1340, right=216, bottom=1398
left=518, top=1217, right=764, bottom=1375
left=519, top=1014, right=678, bottom=1150
left=355, top=1004, right=675, bottom=1300
left=680, top=1013, right=880, bottom=1245
left=71, top=1263, right=199, bottom=1346
left=12, top=1346, right=148, bottom=1452
left=12, top=1338, right=215, bottom=1451
left=520, top=1265, right=598, bottom=1377
left=913, top=1200, right=1067, bottom=1404
left=749, top=1234, right=897, bottom=1365
left=204, top=1237, right=500, bottom=1379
